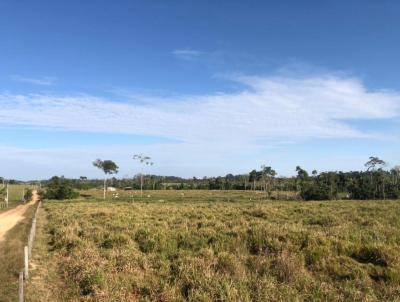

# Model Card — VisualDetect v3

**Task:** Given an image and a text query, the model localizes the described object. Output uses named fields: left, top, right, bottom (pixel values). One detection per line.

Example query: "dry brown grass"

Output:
left=24, top=190, right=400, bottom=301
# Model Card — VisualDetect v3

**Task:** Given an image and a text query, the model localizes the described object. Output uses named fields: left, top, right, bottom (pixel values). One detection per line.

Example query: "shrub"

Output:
left=79, top=272, right=104, bottom=295
left=305, top=248, right=324, bottom=266
left=246, top=227, right=281, bottom=255
left=177, top=232, right=207, bottom=251
left=271, top=250, right=303, bottom=283
left=101, top=234, right=129, bottom=249
left=301, top=182, right=335, bottom=200
left=368, top=266, right=400, bottom=283
left=101, top=239, right=114, bottom=249
left=305, top=215, right=338, bottom=227
left=135, top=229, right=156, bottom=253
left=351, top=246, right=391, bottom=267
left=215, top=252, right=239, bottom=275
left=42, top=176, right=79, bottom=200
left=24, top=189, right=33, bottom=201
left=325, top=256, right=367, bottom=281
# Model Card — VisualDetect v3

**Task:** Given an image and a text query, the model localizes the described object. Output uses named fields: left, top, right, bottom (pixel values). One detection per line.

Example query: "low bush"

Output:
left=304, top=215, right=338, bottom=227
left=24, top=188, right=33, bottom=201
left=42, top=176, right=79, bottom=200
left=135, top=228, right=156, bottom=253
left=351, top=245, right=392, bottom=267
left=79, top=272, right=104, bottom=295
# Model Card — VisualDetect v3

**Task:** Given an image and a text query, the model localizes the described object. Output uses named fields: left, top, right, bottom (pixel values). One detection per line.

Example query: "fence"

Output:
left=18, top=199, right=41, bottom=302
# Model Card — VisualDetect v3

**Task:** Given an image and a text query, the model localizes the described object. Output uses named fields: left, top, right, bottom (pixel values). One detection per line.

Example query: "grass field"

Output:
left=25, top=190, right=400, bottom=301
left=0, top=184, right=35, bottom=212
left=78, top=188, right=269, bottom=202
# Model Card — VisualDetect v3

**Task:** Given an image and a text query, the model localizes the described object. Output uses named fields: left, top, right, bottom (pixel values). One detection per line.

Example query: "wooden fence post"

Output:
left=32, top=217, right=36, bottom=237
left=28, top=217, right=37, bottom=258
left=5, top=183, right=9, bottom=208
left=19, top=271, right=24, bottom=302
left=24, top=246, right=29, bottom=280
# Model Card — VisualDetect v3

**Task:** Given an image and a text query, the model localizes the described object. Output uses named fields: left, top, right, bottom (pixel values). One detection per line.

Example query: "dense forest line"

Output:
left=33, top=156, right=400, bottom=201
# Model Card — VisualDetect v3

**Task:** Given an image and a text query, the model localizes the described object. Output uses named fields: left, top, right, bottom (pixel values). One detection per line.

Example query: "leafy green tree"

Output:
left=42, top=176, right=79, bottom=200
left=391, top=166, right=400, bottom=186
left=300, top=182, right=330, bottom=200
left=261, top=165, right=276, bottom=198
left=295, top=166, right=309, bottom=192
left=296, top=166, right=309, bottom=180
left=364, top=156, right=386, bottom=199
left=93, top=159, right=119, bottom=200
left=224, top=174, right=235, bottom=190
left=365, top=156, right=386, bottom=171
left=249, top=170, right=258, bottom=190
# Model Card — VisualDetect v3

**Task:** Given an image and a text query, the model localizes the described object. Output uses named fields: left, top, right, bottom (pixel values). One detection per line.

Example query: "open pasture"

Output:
left=25, top=191, right=400, bottom=301
left=0, top=184, right=34, bottom=211
left=77, top=188, right=300, bottom=203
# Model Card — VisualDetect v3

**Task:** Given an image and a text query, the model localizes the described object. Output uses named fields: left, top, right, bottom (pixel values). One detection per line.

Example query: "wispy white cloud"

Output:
left=1, top=74, right=399, bottom=144
left=10, top=75, right=56, bottom=86
left=1, top=73, right=400, bottom=178
left=172, top=48, right=204, bottom=61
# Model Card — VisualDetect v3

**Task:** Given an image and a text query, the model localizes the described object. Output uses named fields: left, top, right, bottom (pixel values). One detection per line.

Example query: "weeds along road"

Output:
left=0, top=190, right=38, bottom=242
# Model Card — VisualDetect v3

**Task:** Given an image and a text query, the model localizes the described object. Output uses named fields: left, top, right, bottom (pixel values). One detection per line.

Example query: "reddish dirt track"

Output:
left=0, top=190, right=38, bottom=242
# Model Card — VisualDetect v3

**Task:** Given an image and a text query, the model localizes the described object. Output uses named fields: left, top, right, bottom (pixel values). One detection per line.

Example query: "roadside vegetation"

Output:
left=26, top=191, right=400, bottom=301
left=0, top=203, right=36, bottom=301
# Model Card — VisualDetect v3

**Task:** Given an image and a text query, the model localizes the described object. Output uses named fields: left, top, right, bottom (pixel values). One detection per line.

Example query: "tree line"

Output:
left=38, top=156, right=400, bottom=201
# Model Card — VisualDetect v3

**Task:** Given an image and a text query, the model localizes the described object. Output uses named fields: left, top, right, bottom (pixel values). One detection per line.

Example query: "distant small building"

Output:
left=107, top=187, right=117, bottom=192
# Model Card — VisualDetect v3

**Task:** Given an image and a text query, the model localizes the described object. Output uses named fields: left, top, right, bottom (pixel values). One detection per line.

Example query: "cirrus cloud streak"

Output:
left=1, top=74, right=399, bottom=146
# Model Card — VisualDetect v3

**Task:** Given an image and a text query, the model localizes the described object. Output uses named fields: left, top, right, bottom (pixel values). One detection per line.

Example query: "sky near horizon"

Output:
left=1, top=0, right=400, bottom=180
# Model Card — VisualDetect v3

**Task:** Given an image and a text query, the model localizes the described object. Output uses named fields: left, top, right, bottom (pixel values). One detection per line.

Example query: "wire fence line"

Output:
left=19, top=199, right=41, bottom=302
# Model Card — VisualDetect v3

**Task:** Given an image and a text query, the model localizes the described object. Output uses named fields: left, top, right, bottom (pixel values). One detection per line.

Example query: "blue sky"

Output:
left=1, top=0, right=400, bottom=179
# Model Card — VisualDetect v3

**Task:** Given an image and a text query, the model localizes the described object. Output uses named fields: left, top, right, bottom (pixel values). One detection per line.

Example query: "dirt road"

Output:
left=0, top=190, right=38, bottom=242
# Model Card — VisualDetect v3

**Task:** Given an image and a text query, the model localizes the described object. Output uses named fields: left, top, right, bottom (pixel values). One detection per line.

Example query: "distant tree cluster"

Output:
left=292, top=157, right=399, bottom=200
left=39, top=156, right=400, bottom=201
